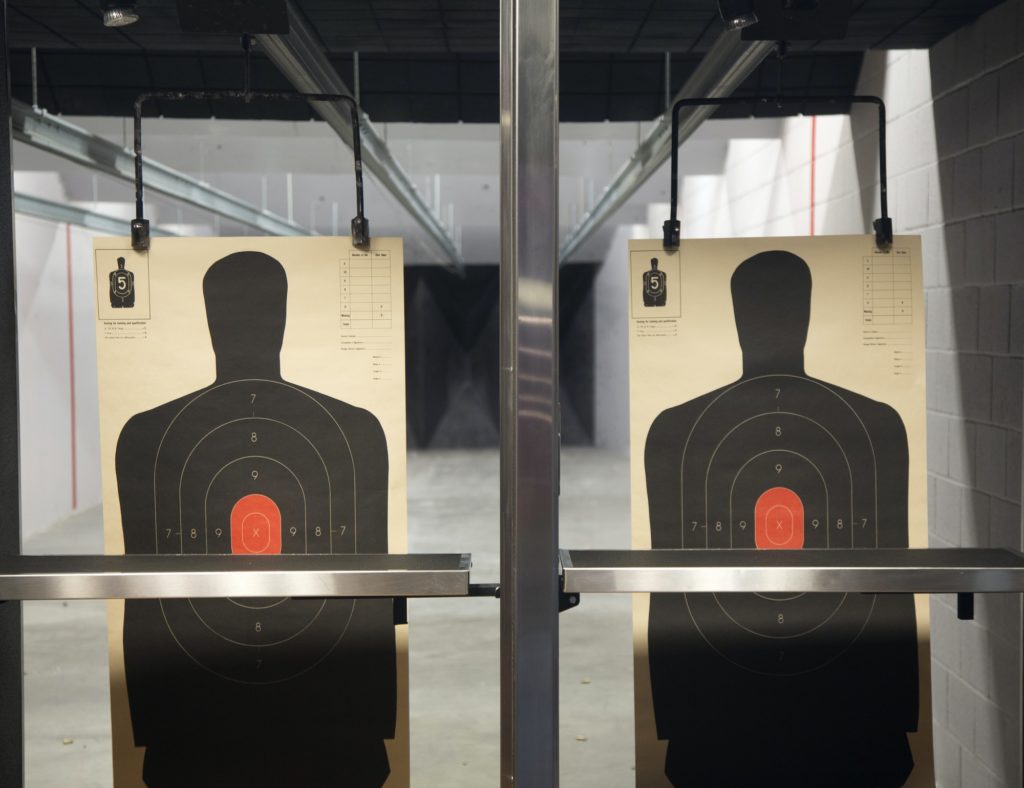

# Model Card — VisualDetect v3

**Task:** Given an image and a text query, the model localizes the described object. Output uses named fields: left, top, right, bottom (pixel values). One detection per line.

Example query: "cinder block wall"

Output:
left=914, top=3, right=1024, bottom=784
left=669, top=2, right=1024, bottom=783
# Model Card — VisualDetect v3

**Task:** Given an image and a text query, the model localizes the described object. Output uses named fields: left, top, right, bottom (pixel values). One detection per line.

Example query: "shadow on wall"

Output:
left=403, top=263, right=597, bottom=449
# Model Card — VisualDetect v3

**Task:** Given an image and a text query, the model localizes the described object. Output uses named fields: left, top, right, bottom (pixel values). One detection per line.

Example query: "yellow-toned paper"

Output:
left=629, top=236, right=932, bottom=787
left=94, top=236, right=409, bottom=787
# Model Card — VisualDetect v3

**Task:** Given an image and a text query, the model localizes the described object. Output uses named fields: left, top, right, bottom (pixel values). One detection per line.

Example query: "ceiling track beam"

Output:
left=558, top=32, right=775, bottom=264
left=11, top=100, right=309, bottom=237
left=14, top=192, right=179, bottom=238
left=256, top=2, right=464, bottom=272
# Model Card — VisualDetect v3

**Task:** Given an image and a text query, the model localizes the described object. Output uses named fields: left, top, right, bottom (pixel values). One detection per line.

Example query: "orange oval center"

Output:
left=754, top=487, right=804, bottom=550
left=230, top=493, right=282, bottom=555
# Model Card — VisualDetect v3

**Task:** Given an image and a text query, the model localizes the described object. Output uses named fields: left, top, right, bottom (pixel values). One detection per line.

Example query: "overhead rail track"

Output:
left=256, top=1, right=464, bottom=272
left=13, top=192, right=178, bottom=238
left=11, top=99, right=309, bottom=238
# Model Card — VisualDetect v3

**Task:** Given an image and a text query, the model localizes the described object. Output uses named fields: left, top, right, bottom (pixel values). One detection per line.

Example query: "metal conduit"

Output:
left=558, top=32, right=775, bottom=263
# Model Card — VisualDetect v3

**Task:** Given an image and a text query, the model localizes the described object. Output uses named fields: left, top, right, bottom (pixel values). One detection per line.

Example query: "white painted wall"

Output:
left=14, top=172, right=102, bottom=542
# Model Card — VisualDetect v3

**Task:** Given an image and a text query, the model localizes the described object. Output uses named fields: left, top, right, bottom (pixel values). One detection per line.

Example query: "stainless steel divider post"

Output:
left=0, top=3, right=23, bottom=785
left=499, top=0, right=560, bottom=785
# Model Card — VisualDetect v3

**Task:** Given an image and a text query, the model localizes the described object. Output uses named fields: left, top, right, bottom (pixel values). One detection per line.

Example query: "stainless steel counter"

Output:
left=559, top=548, right=1024, bottom=594
left=0, top=553, right=471, bottom=600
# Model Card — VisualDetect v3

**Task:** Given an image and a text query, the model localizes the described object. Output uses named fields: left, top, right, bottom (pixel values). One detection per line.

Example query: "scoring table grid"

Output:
left=862, top=248, right=912, bottom=325
left=340, top=250, right=393, bottom=329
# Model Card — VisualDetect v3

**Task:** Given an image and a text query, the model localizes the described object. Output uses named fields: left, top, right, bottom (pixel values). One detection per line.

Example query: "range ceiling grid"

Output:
left=7, top=1, right=1005, bottom=122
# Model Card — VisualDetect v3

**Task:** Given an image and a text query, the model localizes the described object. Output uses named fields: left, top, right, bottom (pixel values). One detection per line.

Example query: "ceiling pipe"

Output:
left=256, top=3, right=464, bottom=272
left=558, top=31, right=775, bottom=264
left=12, top=99, right=309, bottom=237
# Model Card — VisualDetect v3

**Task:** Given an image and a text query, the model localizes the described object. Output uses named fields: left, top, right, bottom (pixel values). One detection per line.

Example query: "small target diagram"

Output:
left=643, top=257, right=667, bottom=307
left=643, top=250, right=919, bottom=784
left=109, top=256, right=136, bottom=308
left=113, top=251, right=396, bottom=779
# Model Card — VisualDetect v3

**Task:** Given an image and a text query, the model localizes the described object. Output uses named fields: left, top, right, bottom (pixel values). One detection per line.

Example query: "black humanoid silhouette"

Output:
left=643, top=257, right=667, bottom=307
left=109, top=256, right=135, bottom=308
left=645, top=251, right=918, bottom=787
left=115, top=252, right=395, bottom=787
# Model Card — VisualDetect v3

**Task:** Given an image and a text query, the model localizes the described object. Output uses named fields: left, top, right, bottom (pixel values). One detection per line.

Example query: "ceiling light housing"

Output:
left=718, top=0, right=758, bottom=31
left=102, top=2, right=140, bottom=27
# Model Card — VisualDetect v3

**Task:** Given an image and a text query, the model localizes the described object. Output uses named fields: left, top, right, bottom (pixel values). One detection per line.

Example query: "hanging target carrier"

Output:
left=661, top=93, right=893, bottom=251
left=130, top=36, right=369, bottom=251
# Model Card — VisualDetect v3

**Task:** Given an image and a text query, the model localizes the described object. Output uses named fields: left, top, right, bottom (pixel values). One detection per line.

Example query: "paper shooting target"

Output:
left=676, top=373, right=883, bottom=676
left=108, top=249, right=398, bottom=788
left=150, top=378, right=362, bottom=683
left=640, top=247, right=922, bottom=786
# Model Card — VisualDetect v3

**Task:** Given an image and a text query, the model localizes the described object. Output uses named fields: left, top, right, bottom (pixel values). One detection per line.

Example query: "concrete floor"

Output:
left=22, top=448, right=634, bottom=787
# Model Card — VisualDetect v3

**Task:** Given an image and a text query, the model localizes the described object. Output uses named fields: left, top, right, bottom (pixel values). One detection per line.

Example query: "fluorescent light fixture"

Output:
left=102, top=2, right=140, bottom=27
left=718, top=0, right=758, bottom=31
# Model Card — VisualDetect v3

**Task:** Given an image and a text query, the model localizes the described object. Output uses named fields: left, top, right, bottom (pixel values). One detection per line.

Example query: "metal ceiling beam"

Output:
left=558, top=32, right=775, bottom=263
left=256, top=3, right=464, bottom=272
left=11, top=100, right=309, bottom=237
left=14, top=193, right=179, bottom=238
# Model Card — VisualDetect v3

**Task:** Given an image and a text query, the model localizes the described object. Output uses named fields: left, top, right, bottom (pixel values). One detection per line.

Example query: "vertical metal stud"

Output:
left=499, top=0, right=559, bottom=785
left=0, top=2, right=24, bottom=786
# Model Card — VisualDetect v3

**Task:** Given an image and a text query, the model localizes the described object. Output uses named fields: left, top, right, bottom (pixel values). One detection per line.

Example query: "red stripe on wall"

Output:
left=65, top=223, right=77, bottom=510
left=810, top=115, right=817, bottom=237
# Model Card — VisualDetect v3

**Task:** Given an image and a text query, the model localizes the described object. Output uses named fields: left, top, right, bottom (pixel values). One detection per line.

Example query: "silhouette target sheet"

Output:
left=627, top=237, right=932, bottom=787
left=93, top=237, right=408, bottom=788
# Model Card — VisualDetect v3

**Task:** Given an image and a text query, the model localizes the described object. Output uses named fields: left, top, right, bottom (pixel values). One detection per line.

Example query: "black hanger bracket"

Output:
left=664, top=94, right=893, bottom=252
left=131, top=89, right=368, bottom=251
